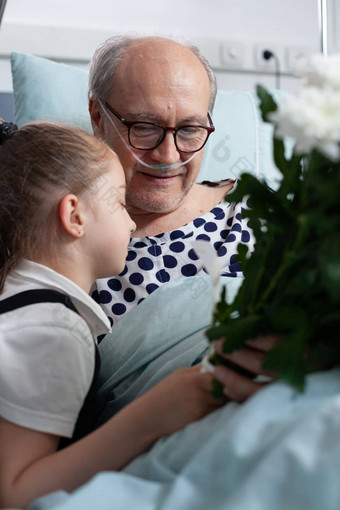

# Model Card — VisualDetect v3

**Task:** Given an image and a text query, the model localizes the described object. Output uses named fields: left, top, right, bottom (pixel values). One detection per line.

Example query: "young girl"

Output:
left=0, top=121, right=222, bottom=509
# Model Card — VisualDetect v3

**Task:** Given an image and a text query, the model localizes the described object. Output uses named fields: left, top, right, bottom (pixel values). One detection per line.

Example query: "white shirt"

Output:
left=0, top=260, right=110, bottom=438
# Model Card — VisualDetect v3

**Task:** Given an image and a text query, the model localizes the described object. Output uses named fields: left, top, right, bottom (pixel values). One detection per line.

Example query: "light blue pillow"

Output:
left=10, top=52, right=281, bottom=188
left=11, top=52, right=91, bottom=131
left=199, top=89, right=281, bottom=187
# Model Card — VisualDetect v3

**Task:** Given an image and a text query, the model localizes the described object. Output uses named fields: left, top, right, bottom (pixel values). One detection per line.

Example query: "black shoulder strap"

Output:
left=0, top=287, right=103, bottom=444
left=0, top=289, right=79, bottom=315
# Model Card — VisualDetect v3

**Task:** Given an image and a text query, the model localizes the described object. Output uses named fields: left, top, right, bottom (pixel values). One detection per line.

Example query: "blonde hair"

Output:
left=0, top=122, right=113, bottom=290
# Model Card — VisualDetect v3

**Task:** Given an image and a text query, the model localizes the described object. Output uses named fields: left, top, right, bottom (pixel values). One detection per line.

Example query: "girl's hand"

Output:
left=137, top=366, right=226, bottom=439
left=0, top=367, right=225, bottom=509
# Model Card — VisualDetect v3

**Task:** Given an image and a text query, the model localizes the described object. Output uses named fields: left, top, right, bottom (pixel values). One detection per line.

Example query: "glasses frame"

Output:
left=103, top=101, right=215, bottom=154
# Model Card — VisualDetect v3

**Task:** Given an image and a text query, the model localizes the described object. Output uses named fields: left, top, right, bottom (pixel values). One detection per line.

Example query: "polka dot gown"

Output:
left=92, top=181, right=254, bottom=327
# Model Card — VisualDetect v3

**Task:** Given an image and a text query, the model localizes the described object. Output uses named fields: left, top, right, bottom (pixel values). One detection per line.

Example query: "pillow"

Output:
left=10, top=52, right=281, bottom=188
left=199, top=89, right=281, bottom=187
left=11, top=52, right=91, bottom=131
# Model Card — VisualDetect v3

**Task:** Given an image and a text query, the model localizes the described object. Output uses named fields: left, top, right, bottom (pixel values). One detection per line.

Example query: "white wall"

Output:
left=0, top=0, right=327, bottom=95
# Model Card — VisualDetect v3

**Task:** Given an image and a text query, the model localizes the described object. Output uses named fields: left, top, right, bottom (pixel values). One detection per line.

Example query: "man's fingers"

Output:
left=210, top=335, right=280, bottom=403
left=214, top=334, right=281, bottom=354
left=213, top=365, right=269, bottom=403
left=222, top=347, right=276, bottom=378
left=245, top=334, right=281, bottom=351
left=214, top=344, right=275, bottom=378
left=213, top=335, right=280, bottom=377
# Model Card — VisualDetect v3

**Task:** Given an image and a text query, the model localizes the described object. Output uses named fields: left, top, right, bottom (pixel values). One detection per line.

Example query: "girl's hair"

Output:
left=0, top=121, right=113, bottom=291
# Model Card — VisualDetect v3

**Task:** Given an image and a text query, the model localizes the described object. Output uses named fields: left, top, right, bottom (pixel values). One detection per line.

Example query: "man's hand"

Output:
left=212, top=335, right=280, bottom=403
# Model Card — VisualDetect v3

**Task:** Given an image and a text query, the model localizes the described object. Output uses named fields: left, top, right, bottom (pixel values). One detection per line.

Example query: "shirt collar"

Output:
left=3, top=260, right=111, bottom=339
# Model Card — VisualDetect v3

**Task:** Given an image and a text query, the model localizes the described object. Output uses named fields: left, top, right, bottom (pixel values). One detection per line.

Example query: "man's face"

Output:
left=90, top=40, right=211, bottom=217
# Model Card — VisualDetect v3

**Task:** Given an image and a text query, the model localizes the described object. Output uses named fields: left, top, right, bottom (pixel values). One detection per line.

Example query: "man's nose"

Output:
left=149, top=131, right=180, bottom=165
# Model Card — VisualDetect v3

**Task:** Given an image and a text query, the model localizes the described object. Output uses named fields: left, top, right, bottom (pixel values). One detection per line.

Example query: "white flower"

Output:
left=270, top=86, right=340, bottom=161
left=296, top=53, right=340, bottom=91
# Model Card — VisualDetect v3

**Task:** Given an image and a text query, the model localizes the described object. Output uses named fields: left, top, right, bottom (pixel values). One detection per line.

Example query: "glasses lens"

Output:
left=129, top=123, right=164, bottom=150
left=128, top=122, right=211, bottom=152
left=176, top=127, right=209, bottom=152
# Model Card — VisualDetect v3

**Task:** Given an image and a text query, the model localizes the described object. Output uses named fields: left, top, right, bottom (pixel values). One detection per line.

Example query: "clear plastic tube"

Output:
left=99, top=99, right=197, bottom=170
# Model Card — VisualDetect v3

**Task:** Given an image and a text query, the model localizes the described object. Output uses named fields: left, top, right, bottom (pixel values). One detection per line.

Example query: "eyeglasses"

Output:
left=103, top=101, right=215, bottom=153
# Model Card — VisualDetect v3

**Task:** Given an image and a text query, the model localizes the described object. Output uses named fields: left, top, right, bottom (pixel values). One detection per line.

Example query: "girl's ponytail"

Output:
left=0, top=120, right=113, bottom=291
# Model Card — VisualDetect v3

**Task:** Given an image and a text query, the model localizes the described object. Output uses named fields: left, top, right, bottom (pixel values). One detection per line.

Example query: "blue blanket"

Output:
left=27, top=277, right=340, bottom=510
left=30, top=368, right=340, bottom=510
left=92, top=274, right=241, bottom=425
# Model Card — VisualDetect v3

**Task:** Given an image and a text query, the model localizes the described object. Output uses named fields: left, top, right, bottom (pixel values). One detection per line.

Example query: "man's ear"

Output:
left=59, top=194, right=85, bottom=238
left=89, top=97, right=105, bottom=139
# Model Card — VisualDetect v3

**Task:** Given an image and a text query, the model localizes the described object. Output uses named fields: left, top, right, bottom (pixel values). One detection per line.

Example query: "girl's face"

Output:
left=86, top=155, right=136, bottom=279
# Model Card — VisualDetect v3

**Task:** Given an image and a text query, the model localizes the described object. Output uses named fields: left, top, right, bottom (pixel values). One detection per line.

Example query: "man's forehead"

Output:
left=118, top=39, right=206, bottom=82
left=113, top=50, right=209, bottom=107
left=111, top=85, right=210, bottom=123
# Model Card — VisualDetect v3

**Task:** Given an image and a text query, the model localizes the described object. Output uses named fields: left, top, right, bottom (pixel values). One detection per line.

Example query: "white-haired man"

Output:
left=89, top=35, right=276, bottom=403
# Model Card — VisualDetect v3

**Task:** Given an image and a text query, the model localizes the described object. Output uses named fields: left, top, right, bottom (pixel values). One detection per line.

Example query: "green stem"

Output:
left=258, top=179, right=308, bottom=306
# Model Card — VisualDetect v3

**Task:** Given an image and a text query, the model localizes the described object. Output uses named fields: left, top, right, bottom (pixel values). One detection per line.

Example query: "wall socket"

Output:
left=254, top=43, right=284, bottom=71
left=285, top=45, right=315, bottom=72
left=220, top=40, right=246, bottom=69
left=209, top=38, right=316, bottom=74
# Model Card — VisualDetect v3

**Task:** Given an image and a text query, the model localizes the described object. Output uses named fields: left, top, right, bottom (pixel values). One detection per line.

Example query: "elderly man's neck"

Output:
left=128, top=181, right=233, bottom=238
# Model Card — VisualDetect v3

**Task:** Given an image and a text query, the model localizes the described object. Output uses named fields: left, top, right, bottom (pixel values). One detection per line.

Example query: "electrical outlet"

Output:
left=254, top=43, right=283, bottom=71
left=285, top=45, right=315, bottom=73
left=220, top=40, right=246, bottom=69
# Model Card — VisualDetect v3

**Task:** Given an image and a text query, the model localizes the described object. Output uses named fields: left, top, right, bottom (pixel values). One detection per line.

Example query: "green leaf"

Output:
left=207, top=314, right=264, bottom=352
left=267, top=304, right=311, bottom=333
left=262, top=328, right=310, bottom=391
left=209, top=84, right=340, bottom=394
left=273, top=137, right=288, bottom=174
left=256, top=84, right=278, bottom=121
left=237, top=242, right=250, bottom=268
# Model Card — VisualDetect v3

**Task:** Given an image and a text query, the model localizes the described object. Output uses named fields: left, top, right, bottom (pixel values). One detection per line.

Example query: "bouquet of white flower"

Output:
left=207, top=54, right=340, bottom=393
left=272, top=54, right=340, bottom=160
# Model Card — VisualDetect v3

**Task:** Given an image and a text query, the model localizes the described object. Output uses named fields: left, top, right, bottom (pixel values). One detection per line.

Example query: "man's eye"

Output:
left=132, top=124, right=159, bottom=136
left=181, top=127, right=199, bottom=134
left=179, top=126, right=203, bottom=138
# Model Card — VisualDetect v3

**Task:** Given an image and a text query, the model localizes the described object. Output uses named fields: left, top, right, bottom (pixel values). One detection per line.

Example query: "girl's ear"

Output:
left=58, top=194, right=85, bottom=238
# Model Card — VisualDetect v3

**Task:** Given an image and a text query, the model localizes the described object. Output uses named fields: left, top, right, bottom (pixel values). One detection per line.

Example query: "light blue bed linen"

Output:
left=29, top=368, right=340, bottom=510
left=26, top=275, right=340, bottom=510
left=91, top=273, right=242, bottom=426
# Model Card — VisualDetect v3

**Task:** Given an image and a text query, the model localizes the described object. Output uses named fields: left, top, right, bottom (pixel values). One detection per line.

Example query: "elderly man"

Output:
left=89, top=35, right=274, bottom=402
